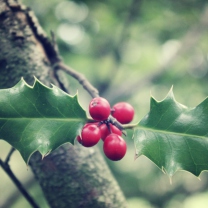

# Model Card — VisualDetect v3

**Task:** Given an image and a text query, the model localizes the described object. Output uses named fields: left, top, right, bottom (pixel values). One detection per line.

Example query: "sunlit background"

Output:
left=1, top=0, right=208, bottom=207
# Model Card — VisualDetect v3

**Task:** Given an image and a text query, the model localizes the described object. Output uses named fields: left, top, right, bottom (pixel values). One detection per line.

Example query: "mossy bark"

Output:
left=0, top=1, right=127, bottom=207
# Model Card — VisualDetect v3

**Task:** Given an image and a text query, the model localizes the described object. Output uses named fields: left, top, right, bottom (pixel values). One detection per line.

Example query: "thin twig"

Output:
left=0, top=159, right=40, bottom=208
left=5, top=147, right=15, bottom=164
left=53, top=62, right=127, bottom=130
left=53, top=68, right=69, bottom=93
left=1, top=177, right=36, bottom=208
left=108, top=115, right=124, bottom=130
left=23, top=0, right=99, bottom=98
left=54, top=62, right=99, bottom=98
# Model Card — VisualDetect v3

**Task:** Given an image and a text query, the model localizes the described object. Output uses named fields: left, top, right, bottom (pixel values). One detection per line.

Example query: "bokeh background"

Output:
left=1, top=0, right=208, bottom=207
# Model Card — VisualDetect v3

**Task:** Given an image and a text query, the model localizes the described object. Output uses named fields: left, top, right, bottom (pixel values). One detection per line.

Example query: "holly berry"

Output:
left=89, top=97, right=111, bottom=121
left=76, top=135, right=82, bottom=144
left=83, top=122, right=99, bottom=128
left=81, top=124, right=101, bottom=147
left=103, top=133, right=127, bottom=161
left=111, top=102, right=134, bottom=124
left=99, top=123, right=122, bottom=141
left=77, top=98, right=131, bottom=162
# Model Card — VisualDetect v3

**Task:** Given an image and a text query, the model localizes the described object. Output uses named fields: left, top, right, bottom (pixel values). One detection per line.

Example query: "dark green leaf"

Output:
left=0, top=78, right=87, bottom=163
left=134, top=88, right=208, bottom=177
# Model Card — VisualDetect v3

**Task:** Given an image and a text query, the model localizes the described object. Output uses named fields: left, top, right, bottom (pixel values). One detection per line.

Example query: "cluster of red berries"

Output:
left=77, top=97, right=134, bottom=161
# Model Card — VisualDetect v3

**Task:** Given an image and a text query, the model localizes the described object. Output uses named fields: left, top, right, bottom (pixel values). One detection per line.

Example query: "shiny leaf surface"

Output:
left=134, top=88, right=208, bottom=177
left=0, top=78, right=87, bottom=163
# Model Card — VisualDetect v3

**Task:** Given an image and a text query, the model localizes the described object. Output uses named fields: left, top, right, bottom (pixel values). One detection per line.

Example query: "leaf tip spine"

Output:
left=20, top=76, right=25, bottom=82
left=18, top=77, right=31, bottom=89
left=134, top=153, right=138, bottom=161
left=25, top=151, right=36, bottom=165
left=149, top=91, right=157, bottom=102
left=33, top=77, right=48, bottom=89
left=33, top=75, right=38, bottom=82
left=169, top=176, right=173, bottom=185
left=166, top=86, right=175, bottom=99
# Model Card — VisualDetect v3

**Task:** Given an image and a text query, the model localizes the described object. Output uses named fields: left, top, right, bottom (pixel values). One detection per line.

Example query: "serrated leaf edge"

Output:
left=0, top=77, right=87, bottom=164
left=134, top=87, right=208, bottom=178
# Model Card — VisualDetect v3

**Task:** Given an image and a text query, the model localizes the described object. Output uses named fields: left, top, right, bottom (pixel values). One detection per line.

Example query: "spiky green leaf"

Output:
left=134, top=88, right=208, bottom=177
left=0, top=78, right=87, bottom=163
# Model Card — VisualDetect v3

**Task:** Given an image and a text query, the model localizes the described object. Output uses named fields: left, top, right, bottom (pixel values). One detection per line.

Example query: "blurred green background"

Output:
left=1, top=0, right=208, bottom=207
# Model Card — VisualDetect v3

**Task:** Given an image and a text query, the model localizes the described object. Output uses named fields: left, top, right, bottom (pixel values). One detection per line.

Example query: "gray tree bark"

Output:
left=0, top=0, right=127, bottom=207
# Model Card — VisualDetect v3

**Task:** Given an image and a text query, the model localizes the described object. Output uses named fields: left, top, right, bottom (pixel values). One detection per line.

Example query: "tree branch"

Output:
left=0, top=0, right=127, bottom=207
left=0, top=159, right=40, bottom=208
left=54, top=62, right=99, bottom=98
left=4, top=147, right=15, bottom=164
left=8, top=1, right=99, bottom=98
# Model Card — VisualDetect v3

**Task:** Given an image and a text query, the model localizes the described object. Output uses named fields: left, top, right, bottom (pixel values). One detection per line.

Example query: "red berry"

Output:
left=83, top=122, right=99, bottom=128
left=103, top=133, right=127, bottom=161
left=89, top=97, right=111, bottom=121
left=81, top=124, right=101, bottom=147
left=99, top=123, right=122, bottom=141
left=76, top=135, right=82, bottom=144
left=111, top=102, right=134, bottom=124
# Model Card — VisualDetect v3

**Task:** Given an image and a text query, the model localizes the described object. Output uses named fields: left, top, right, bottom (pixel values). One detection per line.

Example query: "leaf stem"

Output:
left=122, top=123, right=138, bottom=129
left=87, top=116, right=137, bottom=131
left=0, top=159, right=40, bottom=208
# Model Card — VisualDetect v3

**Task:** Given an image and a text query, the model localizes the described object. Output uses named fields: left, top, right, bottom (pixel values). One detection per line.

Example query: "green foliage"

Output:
left=134, top=88, right=208, bottom=177
left=1, top=77, right=208, bottom=179
left=0, top=78, right=87, bottom=163
left=1, top=78, right=208, bottom=178
left=2, top=0, right=208, bottom=207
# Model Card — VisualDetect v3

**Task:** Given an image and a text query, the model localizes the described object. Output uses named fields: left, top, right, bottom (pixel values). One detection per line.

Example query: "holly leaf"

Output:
left=0, top=78, right=87, bottom=163
left=134, top=88, right=208, bottom=177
